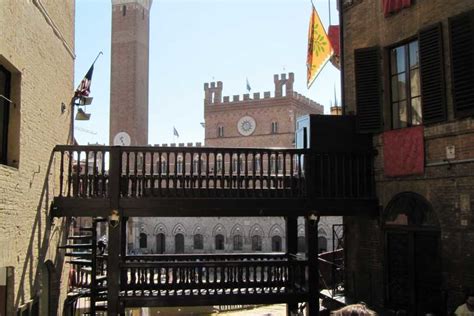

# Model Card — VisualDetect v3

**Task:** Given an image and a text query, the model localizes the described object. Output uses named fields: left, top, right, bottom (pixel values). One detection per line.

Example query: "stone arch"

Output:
left=268, top=224, right=284, bottom=237
left=230, top=223, right=244, bottom=237
left=384, top=191, right=439, bottom=227
left=249, top=223, right=264, bottom=238
left=192, top=224, right=206, bottom=235
left=212, top=223, right=226, bottom=237
left=153, top=223, right=168, bottom=236
left=172, top=223, right=186, bottom=236
left=318, top=228, right=327, bottom=237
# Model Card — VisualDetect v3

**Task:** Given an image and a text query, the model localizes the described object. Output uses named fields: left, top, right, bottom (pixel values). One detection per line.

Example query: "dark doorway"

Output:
left=156, top=233, right=166, bottom=254
left=384, top=192, right=442, bottom=315
left=272, top=235, right=282, bottom=252
left=175, top=233, right=184, bottom=253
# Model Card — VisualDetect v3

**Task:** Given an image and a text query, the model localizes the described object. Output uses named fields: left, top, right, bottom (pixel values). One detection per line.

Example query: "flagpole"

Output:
left=329, top=0, right=332, bottom=26
left=92, top=51, right=103, bottom=67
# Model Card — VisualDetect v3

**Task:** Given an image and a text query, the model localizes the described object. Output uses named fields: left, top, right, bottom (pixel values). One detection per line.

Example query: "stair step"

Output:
left=79, top=227, right=95, bottom=232
left=67, top=235, right=93, bottom=240
left=96, top=275, right=107, bottom=282
left=65, top=252, right=92, bottom=257
left=67, top=259, right=92, bottom=266
left=60, top=244, right=92, bottom=249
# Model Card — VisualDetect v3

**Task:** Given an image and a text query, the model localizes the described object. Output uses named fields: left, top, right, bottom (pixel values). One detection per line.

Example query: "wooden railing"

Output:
left=120, top=254, right=308, bottom=298
left=53, top=145, right=375, bottom=201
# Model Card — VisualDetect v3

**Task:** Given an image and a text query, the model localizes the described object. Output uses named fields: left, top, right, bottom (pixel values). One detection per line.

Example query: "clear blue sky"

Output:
left=74, top=0, right=340, bottom=145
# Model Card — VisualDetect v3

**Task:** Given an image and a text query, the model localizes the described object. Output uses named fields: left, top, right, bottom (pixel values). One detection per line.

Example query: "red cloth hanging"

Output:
left=328, top=25, right=340, bottom=57
left=383, top=0, right=412, bottom=17
left=383, top=126, right=424, bottom=177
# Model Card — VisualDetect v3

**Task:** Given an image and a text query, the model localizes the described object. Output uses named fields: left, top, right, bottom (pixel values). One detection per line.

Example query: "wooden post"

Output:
left=306, top=214, right=320, bottom=316
left=108, top=146, right=121, bottom=315
left=286, top=216, right=298, bottom=316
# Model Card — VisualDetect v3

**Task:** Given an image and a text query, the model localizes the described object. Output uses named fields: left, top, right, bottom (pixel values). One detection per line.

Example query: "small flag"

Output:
left=246, top=78, right=252, bottom=92
left=307, top=4, right=334, bottom=88
left=75, top=64, right=94, bottom=98
left=173, top=127, right=179, bottom=137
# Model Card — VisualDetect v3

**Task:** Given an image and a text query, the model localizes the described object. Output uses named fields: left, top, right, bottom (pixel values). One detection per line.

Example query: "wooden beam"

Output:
left=107, top=146, right=121, bottom=315
left=306, top=215, right=320, bottom=316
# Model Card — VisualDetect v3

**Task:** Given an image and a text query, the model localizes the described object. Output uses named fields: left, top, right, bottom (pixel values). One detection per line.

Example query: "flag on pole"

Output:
left=75, top=64, right=94, bottom=98
left=173, top=127, right=179, bottom=137
left=246, top=78, right=252, bottom=92
left=307, top=4, right=333, bottom=88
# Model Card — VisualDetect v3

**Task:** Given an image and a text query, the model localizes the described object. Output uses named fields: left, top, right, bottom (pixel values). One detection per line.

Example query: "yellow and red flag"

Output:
left=307, top=5, right=333, bottom=88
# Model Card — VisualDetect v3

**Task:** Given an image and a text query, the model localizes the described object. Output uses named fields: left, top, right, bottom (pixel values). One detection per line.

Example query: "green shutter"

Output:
left=449, top=10, right=474, bottom=117
left=419, top=22, right=446, bottom=124
left=354, top=47, right=382, bottom=133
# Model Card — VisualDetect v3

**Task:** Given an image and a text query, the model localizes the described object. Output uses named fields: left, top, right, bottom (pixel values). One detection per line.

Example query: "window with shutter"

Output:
left=449, top=11, right=474, bottom=118
left=419, top=23, right=446, bottom=124
left=389, top=40, right=421, bottom=128
left=354, top=47, right=382, bottom=132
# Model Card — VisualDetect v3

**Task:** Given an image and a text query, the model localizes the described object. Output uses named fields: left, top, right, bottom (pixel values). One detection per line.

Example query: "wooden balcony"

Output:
left=50, top=144, right=378, bottom=217
left=120, top=253, right=308, bottom=308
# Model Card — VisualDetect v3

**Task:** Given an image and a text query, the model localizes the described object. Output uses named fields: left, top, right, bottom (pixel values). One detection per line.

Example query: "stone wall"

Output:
left=0, top=0, right=75, bottom=314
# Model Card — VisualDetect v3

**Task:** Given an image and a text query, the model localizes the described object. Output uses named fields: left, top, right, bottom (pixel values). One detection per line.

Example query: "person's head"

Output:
left=331, top=304, right=376, bottom=316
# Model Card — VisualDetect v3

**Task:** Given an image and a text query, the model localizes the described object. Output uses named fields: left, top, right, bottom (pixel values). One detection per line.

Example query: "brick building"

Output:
left=109, top=0, right=151, bottom=147
left=0, top=0, right=75, bottom=314
left=342, top=0, right=474, bottom=314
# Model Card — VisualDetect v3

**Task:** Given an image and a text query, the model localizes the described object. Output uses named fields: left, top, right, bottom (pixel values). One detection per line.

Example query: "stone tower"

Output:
left=110, top=0, right=152, bottom=146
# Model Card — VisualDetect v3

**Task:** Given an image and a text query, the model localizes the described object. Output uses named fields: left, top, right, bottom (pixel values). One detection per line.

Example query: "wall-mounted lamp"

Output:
left=61, top=102, right=66, bottom=114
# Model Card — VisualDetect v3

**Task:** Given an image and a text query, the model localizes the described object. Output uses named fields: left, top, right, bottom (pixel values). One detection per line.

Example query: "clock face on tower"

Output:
left=113, top=131, right=131, bottom=146
left=237, top=116, right=256, bottom=136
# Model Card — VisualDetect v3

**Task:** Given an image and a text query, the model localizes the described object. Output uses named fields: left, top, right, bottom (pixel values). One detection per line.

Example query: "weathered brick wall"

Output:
left=0, top=0, right=74, bottom=314
left=342, top=0, right=474, bottom=312
left=110, top=0, right=151, bottom=146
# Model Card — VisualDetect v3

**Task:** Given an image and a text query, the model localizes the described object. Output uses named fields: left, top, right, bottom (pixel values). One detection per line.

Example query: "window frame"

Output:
left=0, top=65, right=11, bottom=165
left=271, top=121, right=278, bottom=134
left=388, top=37, right=421, bottom=129
left=215, top=234, right=224, bottom=250
left=193, top=234, right=203, bottom=250
left=217, top=125, right=224, bottom=137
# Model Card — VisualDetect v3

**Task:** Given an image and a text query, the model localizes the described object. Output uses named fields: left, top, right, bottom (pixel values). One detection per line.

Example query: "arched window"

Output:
left=233, top=235, right=243, bottom=251
left=271, top=121, right=278, bottom=134
left=272, top=236, right=282, bottom=252
left=175, top=233, right=184, bottom=254
left=297, top=236, right=306, bottom=253
left=139, top=233, right=147, bottom=249
left=156, top=233, right=165, bottom=254
left=318, top=236, right=327, bottom=253
left=217, top=125, right=224, bottom=137
left=194, top=234, right=203, bottom=250
left=251, top=235, right=262, bottom=251
left=215, top=234, right=224, bottom=250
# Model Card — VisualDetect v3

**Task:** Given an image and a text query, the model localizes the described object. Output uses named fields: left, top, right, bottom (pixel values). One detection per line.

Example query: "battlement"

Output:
left=204, top=72, right=322, bottom=111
